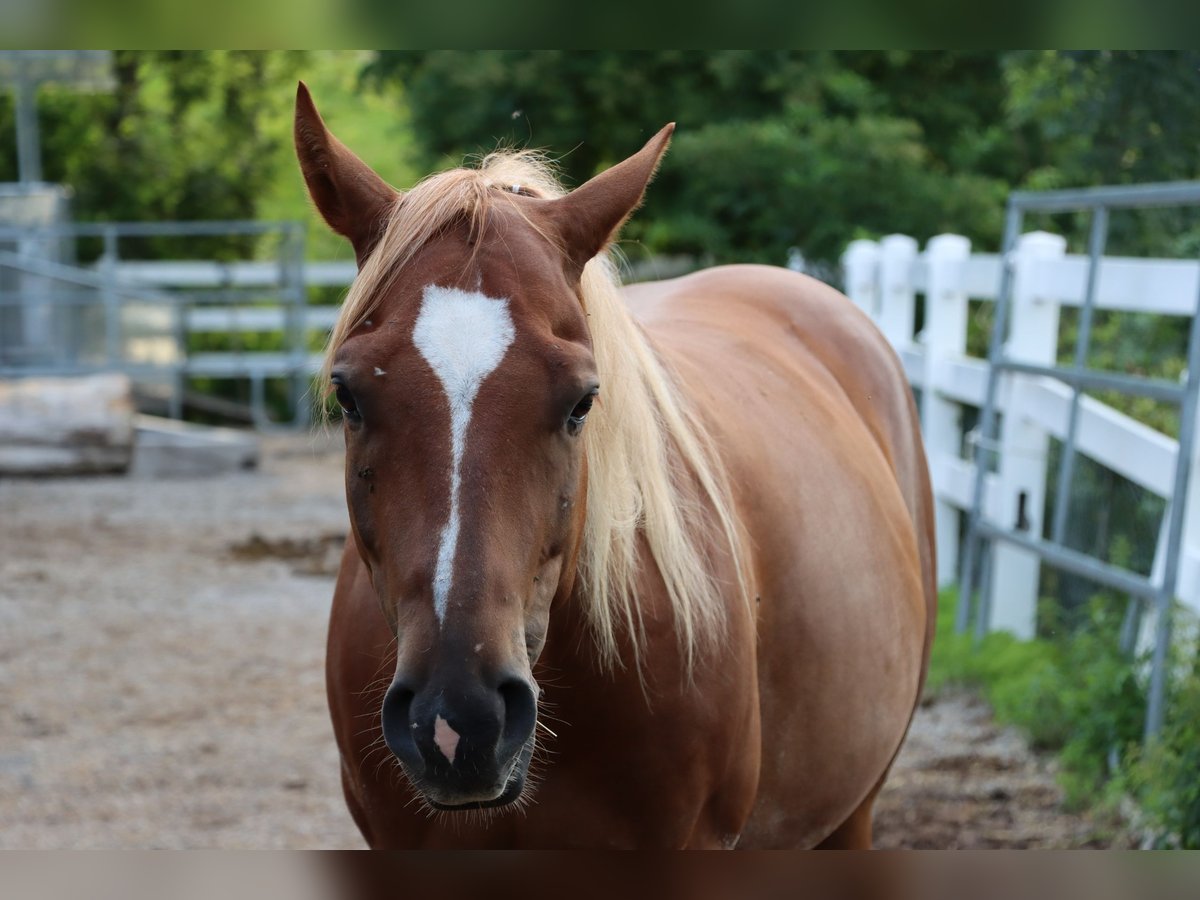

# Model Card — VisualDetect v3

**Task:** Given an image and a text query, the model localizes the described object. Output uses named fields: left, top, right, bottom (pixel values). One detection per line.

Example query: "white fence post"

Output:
left=922, top=234, right=971, bottom=587
left=988, top=231, right=1067, bottom=638
left=842, top=239, right=880, bottom=316
left=878, top=234, right=919, bottom=347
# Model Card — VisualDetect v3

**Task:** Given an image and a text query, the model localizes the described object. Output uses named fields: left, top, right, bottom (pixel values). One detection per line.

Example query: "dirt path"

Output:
left=0, top=433, right=1125, bottom=848
left=875, top=693, right=1129, bottom=848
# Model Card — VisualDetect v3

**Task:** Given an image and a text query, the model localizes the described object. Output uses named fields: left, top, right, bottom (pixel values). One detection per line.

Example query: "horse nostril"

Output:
left=497, top=677, right=537, bottom=761
left=380, top=682, right=418, bottom=765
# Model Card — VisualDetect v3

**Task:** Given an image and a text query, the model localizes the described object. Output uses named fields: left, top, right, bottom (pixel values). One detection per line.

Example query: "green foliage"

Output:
left=1007, top=52, right=1200, bottom=188
left=0, top=52, right=308, bottom=260
left=254, top=50, right=420, bottom=262
left=1006, top=51, right=1200, bottom=257
left=649, top=114, right=1005, bottom=264
left=1124, top=661, right=1200, bottom=847
left=366, top=51, right=1014, bottom=267
left=362, top=51, right=1200, bottom=269
left=0, top=51, right=418, bottom=265
left=8, top=51, right=1200, bottom=270
left=366, top=51, right=819, bottom=184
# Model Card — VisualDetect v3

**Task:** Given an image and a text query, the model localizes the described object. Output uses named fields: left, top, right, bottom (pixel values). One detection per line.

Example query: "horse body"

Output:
left=628, top=265, right=935, bottom=847
left=298, top=84, right=934, bottom=848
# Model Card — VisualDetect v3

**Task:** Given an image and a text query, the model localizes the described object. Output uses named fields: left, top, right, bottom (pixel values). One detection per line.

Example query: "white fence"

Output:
left=842, top=231, right=1200, bottom=638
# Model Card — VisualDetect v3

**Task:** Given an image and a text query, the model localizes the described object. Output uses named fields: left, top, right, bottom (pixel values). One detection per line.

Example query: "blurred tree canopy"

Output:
left=2, top=51, right=1199, bottom=266
left=366, top=50, right=1200, bottom=266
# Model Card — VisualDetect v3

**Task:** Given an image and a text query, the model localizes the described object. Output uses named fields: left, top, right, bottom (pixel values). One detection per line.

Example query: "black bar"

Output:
left=1011, top=182, right=1200, bottom=212
left=975, top=520, right=1160, bottom=601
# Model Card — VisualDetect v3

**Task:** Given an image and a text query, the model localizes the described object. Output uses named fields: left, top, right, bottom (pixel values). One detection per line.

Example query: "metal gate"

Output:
left=0, top=220, right=318, bottom=428
left=957, top=181, right=1200, bottom=739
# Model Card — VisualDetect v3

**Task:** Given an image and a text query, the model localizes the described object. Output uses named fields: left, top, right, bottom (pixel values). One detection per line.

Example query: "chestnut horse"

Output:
left=295, top=83, right=935, bottom=849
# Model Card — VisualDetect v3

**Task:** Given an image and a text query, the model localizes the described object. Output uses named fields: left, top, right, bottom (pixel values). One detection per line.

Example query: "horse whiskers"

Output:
left=351, top=716, right=385, bottom=737
left=535, top=719, right=558, bottom=739
left=352, top=679, right=392, bottom=702
left=368, top=748, right=398, bottom=782
left=361, top=738, right=389, bottom=762
left=401, top=786, right=429, bottom=814
left=360, top=736, right=389, bottom=761
left=536, top=706, right=567, bottom=730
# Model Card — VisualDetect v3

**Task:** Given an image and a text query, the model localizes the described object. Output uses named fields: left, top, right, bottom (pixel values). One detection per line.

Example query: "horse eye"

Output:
left=566, top=388, right=598, bottom=437
left=332, top=380, right=361, bottom=422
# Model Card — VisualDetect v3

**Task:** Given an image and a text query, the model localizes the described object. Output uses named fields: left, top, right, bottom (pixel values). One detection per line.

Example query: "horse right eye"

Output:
left=566, top=388, right=598, bottom=437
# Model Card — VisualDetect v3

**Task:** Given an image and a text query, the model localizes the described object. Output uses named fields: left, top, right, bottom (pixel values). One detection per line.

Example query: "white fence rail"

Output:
left=110, top=259, right=354, bottom=336
left=842, top=232, right=1200, bottom=638
left=112, top=259, right=358, bottom=289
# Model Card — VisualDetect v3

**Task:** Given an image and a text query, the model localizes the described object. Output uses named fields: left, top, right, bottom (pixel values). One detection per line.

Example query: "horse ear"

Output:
left=546, top=123, right=675, bottom=275
left=294, top=81, right=399, bottom=265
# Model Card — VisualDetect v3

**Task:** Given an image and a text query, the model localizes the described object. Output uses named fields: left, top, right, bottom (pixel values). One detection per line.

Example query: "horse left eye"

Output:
left=566, top=388, right=598, bottom=436
left=332, top=379, right=360, bottom=422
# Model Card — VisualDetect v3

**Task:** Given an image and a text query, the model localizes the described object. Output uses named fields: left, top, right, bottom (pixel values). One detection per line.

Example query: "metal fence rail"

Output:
left=957, top=181, right=1200, bottom=740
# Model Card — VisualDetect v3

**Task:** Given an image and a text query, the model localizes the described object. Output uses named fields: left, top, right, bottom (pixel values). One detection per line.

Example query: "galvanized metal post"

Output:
left=974, top=541, right=995, bottom=642
left=1051, top=207, right=1109, bottom=547
left=1144, top=255, right=1200, bottom=738
left=251, top=374, right=266, bottom=430
left=957, top=202, right=1024, bottom=634
left=285, top=222, right=310, bottom=428
left=170, top=291, right=186, bottom=421
left=13, top=73, right=42, bottom=184
left=101, top=226, right=120, bottom=366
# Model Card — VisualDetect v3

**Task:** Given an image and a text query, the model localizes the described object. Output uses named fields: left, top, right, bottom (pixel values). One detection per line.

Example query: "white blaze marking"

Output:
left=412, top=285, right=515, bottom=625
left=434, top=714, right=461, bottom=764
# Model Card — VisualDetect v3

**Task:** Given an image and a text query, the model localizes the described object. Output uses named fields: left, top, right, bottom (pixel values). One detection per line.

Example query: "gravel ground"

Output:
left=0, top=432, right=1128, bottom=848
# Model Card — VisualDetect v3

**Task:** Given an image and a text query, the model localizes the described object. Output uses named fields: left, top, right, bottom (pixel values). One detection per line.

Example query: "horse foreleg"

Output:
left=812, top=785, right=878, bottom=849
left=339, top=757, right=375, bottom=848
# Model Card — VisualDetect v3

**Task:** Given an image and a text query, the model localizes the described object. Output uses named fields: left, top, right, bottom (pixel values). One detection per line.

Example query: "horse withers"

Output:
left=295, top=83, right=936, bottom=848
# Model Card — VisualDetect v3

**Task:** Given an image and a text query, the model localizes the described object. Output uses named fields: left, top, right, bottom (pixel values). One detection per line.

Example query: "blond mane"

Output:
left=325, top=151, right=751, bottom=674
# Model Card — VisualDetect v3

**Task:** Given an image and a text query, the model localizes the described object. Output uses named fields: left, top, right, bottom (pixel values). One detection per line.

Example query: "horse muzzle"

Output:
left=381, top=672, right=538, bottom=809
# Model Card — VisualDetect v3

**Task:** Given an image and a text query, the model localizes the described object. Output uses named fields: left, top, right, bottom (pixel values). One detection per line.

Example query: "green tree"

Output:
left=364, top=51, right=1200, bottom=267
left=0, top=51, right=307, bottom=258
left=364, top=51, right=1017, bottom=267
left=1006, top=51, right=1200, bottom=258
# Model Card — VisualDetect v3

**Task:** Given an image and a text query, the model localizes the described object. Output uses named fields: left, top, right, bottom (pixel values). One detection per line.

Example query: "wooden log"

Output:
left=0, top=374, right=134, bottom=475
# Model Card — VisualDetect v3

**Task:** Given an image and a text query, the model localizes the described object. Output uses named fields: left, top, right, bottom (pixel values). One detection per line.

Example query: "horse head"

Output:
left=295, top=83, right=672, bottom=809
